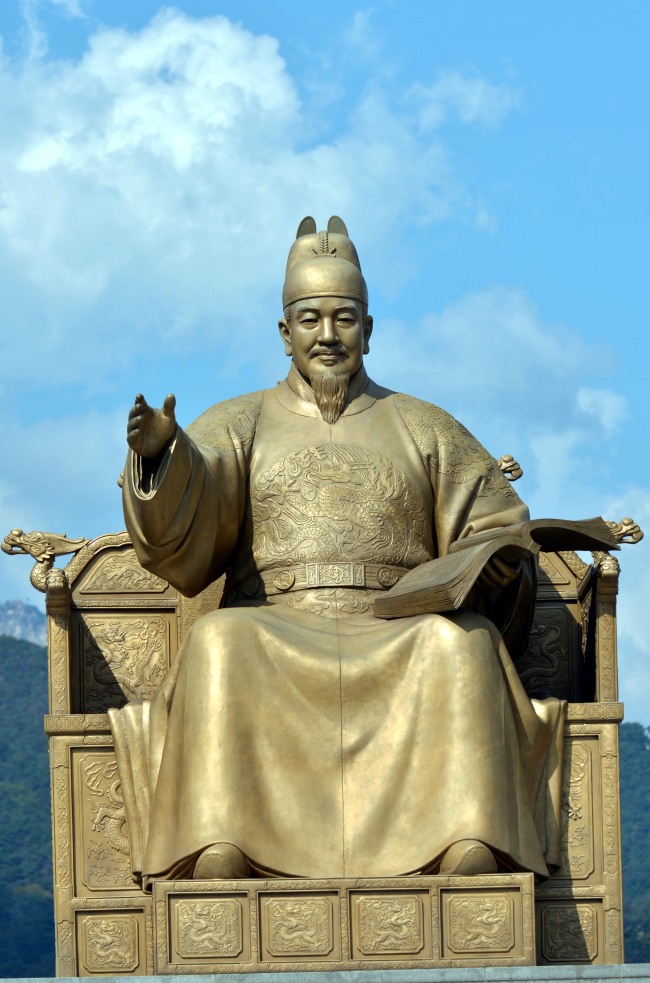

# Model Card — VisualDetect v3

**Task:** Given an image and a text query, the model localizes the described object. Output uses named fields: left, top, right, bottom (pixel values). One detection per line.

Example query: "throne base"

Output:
left=152, top=873, right=535, bottom=973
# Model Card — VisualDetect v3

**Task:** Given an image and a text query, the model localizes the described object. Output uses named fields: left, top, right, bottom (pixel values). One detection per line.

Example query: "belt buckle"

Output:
left=306, top=562, right=365, bottom=588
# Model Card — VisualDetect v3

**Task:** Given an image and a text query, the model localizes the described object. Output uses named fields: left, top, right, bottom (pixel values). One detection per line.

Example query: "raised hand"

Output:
left=127, top=393, right=177, bottom=458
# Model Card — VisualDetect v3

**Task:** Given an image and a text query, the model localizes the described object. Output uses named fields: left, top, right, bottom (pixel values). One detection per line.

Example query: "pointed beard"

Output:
left=309, top=369, right=351, bottom=424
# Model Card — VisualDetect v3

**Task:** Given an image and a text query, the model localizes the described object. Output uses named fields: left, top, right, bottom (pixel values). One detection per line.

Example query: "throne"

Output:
left=3, top=482, right=642, bottom=975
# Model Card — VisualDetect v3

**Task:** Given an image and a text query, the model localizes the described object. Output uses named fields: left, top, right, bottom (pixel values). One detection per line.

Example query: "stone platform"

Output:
left=6, top=965, right=650, bottom=983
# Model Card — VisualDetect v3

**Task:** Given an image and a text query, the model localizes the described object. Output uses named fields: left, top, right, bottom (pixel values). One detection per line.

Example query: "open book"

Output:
left=373, top=517, right=618, bottom=619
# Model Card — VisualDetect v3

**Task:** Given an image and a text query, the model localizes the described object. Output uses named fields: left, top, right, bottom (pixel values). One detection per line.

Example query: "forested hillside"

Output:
left=0, top=631, right=649, bottom=974
left=0, top=635, right=54, bottom=976
left=620, top=722, right=650, bottom=962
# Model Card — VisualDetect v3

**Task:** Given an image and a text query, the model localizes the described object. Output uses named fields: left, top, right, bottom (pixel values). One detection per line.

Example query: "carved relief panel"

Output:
left=349, top=892, right=429, bottom=959
left=72, top=747, right=140, bottom=897
left=76, top=908, right=149, bottom=976
left=169, top=896, right=249, bottom=964
left=538, top=902, right=601, bottom=964
left=439, top=887, right=523, bottom=960
left=259, top=894, right=339, bottom=961
left=154, top=876, right=534, bottom=973
left=446, top=895, right=513, bottom=954
left=516, top=550, right=592, bottom=702
left=516, top=605, right=576, bottom=700
left=71, top=611, right=176, bottom=712
left=72, top=546, right=171, bottom=597
left=550, top=737, right=597, bottom=883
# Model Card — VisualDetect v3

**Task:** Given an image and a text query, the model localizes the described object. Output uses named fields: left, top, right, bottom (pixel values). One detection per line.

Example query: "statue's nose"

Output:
left=317, top=316, right=337, bottom=343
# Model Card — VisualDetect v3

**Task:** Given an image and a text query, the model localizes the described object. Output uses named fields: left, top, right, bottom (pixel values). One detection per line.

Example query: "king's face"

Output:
left=278, top=296, right=372, bottom=382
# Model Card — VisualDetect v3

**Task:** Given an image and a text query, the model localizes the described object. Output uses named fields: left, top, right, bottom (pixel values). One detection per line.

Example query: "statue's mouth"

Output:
left=316, top=353, right=344, bottom=365
left=309, top=345, right=348, bottom=365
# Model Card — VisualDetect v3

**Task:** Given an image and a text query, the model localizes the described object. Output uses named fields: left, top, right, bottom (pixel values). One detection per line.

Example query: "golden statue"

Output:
left=109, top=216, right=567, bottom=888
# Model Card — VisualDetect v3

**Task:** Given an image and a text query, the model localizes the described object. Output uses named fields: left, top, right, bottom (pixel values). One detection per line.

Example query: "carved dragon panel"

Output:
left=73, top=749, right=137, bottom=895
left=76, top=613, right=172, bottom=712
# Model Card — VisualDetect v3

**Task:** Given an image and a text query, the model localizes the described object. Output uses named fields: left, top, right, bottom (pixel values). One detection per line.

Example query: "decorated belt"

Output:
left=238, top=561, right=410, bottom=597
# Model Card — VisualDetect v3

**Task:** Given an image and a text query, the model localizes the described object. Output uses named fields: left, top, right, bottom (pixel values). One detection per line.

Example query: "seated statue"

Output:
left=109, top=216, right=565, bottom=889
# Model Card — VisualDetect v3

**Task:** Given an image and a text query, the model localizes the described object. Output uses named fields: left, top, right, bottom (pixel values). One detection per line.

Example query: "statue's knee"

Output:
left=185, top=609, right=248, bottom=657
left=434, top=611, right=500, bottom=666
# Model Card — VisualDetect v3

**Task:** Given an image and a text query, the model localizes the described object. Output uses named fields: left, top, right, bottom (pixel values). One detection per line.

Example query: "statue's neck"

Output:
left=286, top=362, right=369, bottom=405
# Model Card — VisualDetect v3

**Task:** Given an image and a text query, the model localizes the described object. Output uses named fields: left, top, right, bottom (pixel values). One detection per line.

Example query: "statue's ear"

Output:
left=296, top=216, right=317, bottom=238
left=327, top=216, right=348, bottom=235
left=278, top=318, right=292, bottom=356
left=363, top=314, right=373, bottom=355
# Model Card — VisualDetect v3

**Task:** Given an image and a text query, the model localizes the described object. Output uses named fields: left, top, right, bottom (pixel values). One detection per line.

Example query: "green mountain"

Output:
left=620, top=722, right=650, bottom=963
left=0, top=629, right=648, bottom=974
left=0, top=634, right=54, bottom=976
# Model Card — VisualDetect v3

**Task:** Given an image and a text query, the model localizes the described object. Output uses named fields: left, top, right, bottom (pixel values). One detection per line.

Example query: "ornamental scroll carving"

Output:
left=542, top=904, right=597, bottom=962
left=80, top=614, right=167, bottom=711
left=175, top=900, right=243, bottom=958
left=250, top=443, right=429, bottom=569
left=79, top=549, right=167, bottom=593
left=356, top=897, right=424, bottom=954
left=597, top=602, right=617, bottom=700
left=82, top=914, right=139, bottom=972
left=394, top=394, right=518, bottom=499
left=81, top=753, right=132, bottom=889
left=557, top=741, right=593, bottom=879
left=265, top=898, right=333, bottom=956
left=282, top=586, right=374, bottom=618
left=537, top=552, right=571, bottom=588
left=447, top=896, right=513, bottom=953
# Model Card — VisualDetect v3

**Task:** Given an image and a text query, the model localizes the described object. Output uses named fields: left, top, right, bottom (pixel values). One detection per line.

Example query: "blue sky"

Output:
left=0, top=0, right=648, bottom=719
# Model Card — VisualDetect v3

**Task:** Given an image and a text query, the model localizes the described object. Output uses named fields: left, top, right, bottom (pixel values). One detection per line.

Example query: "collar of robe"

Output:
left=276, top=362, right=377, bottom=419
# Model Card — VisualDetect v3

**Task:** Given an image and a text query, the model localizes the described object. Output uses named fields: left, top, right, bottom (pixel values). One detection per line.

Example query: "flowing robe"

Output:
left=110, top=365, right=565, bottom=885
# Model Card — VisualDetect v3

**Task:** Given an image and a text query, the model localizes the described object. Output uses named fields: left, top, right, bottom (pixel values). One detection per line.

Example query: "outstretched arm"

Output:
left=122, top=391, right=261, bottom=597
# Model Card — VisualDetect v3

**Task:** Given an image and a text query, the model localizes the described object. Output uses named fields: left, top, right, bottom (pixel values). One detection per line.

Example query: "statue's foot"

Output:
left=439, top=839, right=497, bottom=876
left=194, top=842, right=250, bottom=879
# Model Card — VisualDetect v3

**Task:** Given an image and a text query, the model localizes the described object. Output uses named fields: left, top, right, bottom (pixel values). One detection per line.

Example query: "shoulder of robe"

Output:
left=393, top=392, right=519, bottom=499
left=186, top=390, right=265, bottom=453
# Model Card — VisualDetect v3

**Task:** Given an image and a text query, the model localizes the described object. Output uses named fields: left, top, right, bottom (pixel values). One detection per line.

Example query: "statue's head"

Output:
left=279, top=217, right=373, bottom=423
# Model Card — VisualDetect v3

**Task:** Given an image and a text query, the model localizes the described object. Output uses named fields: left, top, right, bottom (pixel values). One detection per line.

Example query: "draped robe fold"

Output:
left=110, top=366, right=565, bottom=886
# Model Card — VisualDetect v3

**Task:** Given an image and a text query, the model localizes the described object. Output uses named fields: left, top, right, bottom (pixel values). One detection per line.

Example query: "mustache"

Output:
left=309, top=343, right=348, bottom=358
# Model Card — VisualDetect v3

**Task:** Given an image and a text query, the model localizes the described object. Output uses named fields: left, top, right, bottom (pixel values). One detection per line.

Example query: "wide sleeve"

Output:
left=395, top=394, right=535, bottom=656
left=123, top=391, right=263, bottom=597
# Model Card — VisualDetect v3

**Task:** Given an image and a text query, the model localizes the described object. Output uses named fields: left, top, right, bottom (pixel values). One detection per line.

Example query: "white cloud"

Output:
left=19, top=0, right=47, bottom=61
left=412, top=69, right=522, bottom=130
left=343, top=10, right=383, bottom=62
left=0, top=9, right=519, bottom=390
left=475, top=203, right=498, bottom=233
left=46, top=0, right=87, bottom=16
left=371, top=286, right=607, bottom=420
left=17, top=0, right=88, bottom=66
left=576, top=386, right=628, bottom=435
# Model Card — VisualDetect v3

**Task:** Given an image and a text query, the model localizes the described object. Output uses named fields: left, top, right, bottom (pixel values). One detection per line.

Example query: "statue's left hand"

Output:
left=477, top=555, right=522, bottom=591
